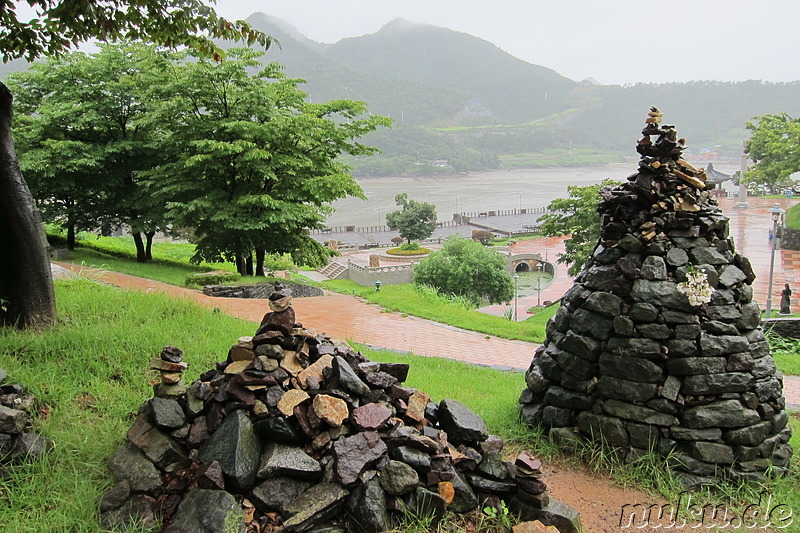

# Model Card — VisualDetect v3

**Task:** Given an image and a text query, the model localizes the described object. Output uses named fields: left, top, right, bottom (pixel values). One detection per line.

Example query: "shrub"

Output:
left=186, top=270, right=241, bottom=287
left=391, top=236, right=404, bottom=245
left=400, top=242, right=421, bottom=251
left=385, top=247, right=432, bottom=256
left=471, top=229, right=495, bottom=246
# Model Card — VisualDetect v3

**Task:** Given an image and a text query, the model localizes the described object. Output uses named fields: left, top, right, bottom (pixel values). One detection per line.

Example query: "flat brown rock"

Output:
left=312, top=394, right=349, bottom=428
left=405, top=390, right=430, bottom=423
left=280, top=350, right=305, bottom=376
left=297, top=354, right=333, bottom=388
left=277, top=389, right=310, bottom=417
left=351, top=402, right=392, bottom=430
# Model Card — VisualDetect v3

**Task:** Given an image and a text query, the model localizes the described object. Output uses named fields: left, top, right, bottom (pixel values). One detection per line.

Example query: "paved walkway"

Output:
left=54, top=262, right=535, bottom=371
left=53, top=195, right=800, bottom=407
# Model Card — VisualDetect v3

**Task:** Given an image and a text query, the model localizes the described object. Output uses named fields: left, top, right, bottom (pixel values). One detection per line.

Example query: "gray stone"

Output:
left=446, top=466, right=479, bottom=513
left=333, top=431, right=388, bottom=486
left=250, top=476, right=312, bottom=513
left=752, top=357, right=777, bottom=379
left=525, top=364, right=550, bottom=395
left=555, top=350, right=596, bottom=380
left=681, top=372, right=753, bottom=395
left=107, top=442, right=163, bottom=494
left=255, top=342, right=285, bottom=359
left=666, top=247, right=689, bottom=267
left=599, top=352, right=663, bottom=383
left=606, top=337, right=661, bottom=359
left=332, top=356, right=369, bottom=398
left=661, top=310, right=698, bottom=324
left=668, top=454, right=718, bottom=476
left=438, top=399, right=489, bottom=445
left=529, top=498, right=583, bottom=533
left=669, top=426, right=722, bottom=441
left=699, top=334, right=749, bottom=356
left=736, top=302, right=761, bottom=330
left=726, top=353, right=755, bottom=372
left=618, top=234, right=643, bottom=252
left=576, top=412, right=628, bottom=447
left=629, top=303, right=659, bottom=322
left=601, top=399, right=678, bottom=426
left=283, top=483, right=349, bottom=533
left=255, top=416, right=305, bottom=445
left=597, top=376, right=657, bottom=402
left=581, top=291, right=624, bottom=317
left=0, top=405, right=29, bottom=434
left=258, top=442, right=322, bottom=480
left=627, top=422, right=660, bottom=449
left=541, top=406, right=576, bottom=427
left=680, top=400, right=760, bottom=429
left=146, top=397, right=185, bottom=429
left=646, top=398, right=679, bottom=414
left=613, top=316, right=635, bottom=336
left=543, top=386, right=594, bottom=410
left=706, top=305, right=743, bottom=322
left=665, top=357, right=726, bottom=375
left=641, top=255, right=668, bottom=280
left=666, top=338, right=698, bottom=357
left=101, top=495, right=157, bottom=532
left=717, top=265, right=747, bottom=288
left=569, top=308, right=614, bottom=340
left=127, top=414, right=188, bottom=471
left=165, top=489, right=243, bottom=533
left=100, top=480, right=131, bottom=512
left=390, top=446, right=430, bottom=473
left=722, top=421, right=773, bottom=447
left=635, top=323, right=672, bottom=340
left=660, top=375, right=681, bottom=401
left=690, top=247, right=728, bottom=265
left=466, top=473, right=516, bottom=494
left=710, top=289, right=735, bottom=306
left=346, top=474, right=389, bottom=533
left=702, top=320, right=739, bottom=335
left=558, top=331, right=601, bottom=362
left=379, top=459, right=419, bottom=495
left=688, top=442, right=734, bottom=464
left=404, top=487, right=446, bottom=526
left=476, top=450, right=508, bottom=480
left=198, top=409, right=261, bottom=491
left=631, top=279, right=692, bottom=311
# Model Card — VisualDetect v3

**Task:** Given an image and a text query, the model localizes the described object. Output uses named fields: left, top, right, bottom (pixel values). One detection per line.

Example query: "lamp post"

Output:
left=375, top=280, right=381, bottom=292
left=537, top=262, right=543, bottom=307
left=766, top=203, right=786, bottom=318
left=513, top=273, right=519, bottom=321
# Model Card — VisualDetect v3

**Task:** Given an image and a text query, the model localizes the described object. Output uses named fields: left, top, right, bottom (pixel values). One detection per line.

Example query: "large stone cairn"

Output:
left=519, top=108, right=792, bottom=485
left=0, top=368, right=53, bottom=468
left=101, top=283, right=581, bottom=532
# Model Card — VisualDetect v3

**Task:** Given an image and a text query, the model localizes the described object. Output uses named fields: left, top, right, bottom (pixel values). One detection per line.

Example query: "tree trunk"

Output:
left=66, top=223, right=76, bottom=250
left=255, top=249, right=266, bottom=277
left=0, top=82, right=56, bottom=328
left=235, top=252, right=246, bottom=276
left=145, top=231, right=155, bottom=261
left=245, top=254, right=254, bottom=276
left=131, top=231, right=147, bottom=263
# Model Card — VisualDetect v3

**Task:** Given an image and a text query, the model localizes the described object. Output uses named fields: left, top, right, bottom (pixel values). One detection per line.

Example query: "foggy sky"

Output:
left=213, top=0, right=799, bottom=85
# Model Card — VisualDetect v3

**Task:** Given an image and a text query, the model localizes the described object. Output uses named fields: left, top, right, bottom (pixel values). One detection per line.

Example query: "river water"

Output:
left=325, top=162, right=740, bottom=228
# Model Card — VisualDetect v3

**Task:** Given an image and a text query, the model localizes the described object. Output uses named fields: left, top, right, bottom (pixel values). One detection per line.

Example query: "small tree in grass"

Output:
left=386, top=193, right=437, bottom=245
left=471, top=229, right=495, bottom=246
left=413, top=236, right=513, bottom=307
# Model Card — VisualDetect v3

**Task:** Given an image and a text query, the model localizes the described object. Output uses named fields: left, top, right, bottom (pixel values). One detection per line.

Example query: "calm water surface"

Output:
left=326, top=162, right=739, bottom=228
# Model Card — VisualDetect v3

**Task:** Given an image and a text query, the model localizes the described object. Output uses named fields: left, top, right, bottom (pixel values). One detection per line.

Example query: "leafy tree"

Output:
left=745, top=113, right=800, bottom=194
left=146, top=48, right=388, bottom=275
left=539, top=179, right=620, bottom=277
left=471, top=229, right=495, bottom=246
left=9, top=43, right=165, bottom=260
left=0, top=0, right=268, bottom=328
left=413, top=236, right=513, bottom=306
left=385, top=192, right=437, bottom=245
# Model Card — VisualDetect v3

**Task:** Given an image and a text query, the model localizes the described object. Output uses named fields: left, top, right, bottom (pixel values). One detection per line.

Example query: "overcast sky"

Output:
left=211, top=0, right=798, bottom=85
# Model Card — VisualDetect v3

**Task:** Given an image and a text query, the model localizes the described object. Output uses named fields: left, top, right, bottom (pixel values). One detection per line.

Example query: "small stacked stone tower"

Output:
left=519, top=108, right=792, bottom=484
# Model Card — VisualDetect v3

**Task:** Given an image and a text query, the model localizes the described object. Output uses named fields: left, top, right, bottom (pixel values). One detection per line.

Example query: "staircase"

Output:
left=317, top=260, right=348, bottom=280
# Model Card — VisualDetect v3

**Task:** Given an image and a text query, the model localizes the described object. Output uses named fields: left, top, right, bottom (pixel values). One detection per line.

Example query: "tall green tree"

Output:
left=539, top=179, right=620, bottom=277
left=745, top=113, right=800, bottom=194
left=146, top=48, right=389, bottom=275
left=9, top=43, right=165, bottom=260
left=413, top=236, right=513, bottom=306
left=0, top=0, right=269, bottom=328
left=385, top=192, right=437, bottom=244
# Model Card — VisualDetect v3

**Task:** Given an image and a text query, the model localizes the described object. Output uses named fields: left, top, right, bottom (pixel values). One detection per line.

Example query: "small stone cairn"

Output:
left=519, top=108, right=792, bottom=486
left=102, top=282, right=581, bottom=532
left=0, top=368, right=53, bottom=467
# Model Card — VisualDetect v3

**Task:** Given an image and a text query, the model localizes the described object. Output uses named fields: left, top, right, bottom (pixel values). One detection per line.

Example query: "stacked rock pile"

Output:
left=0, top=368, right=52, bottom=467
left=102, top=282, right=581, bottom=532
left=519, top=108, right=792, bottom=486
